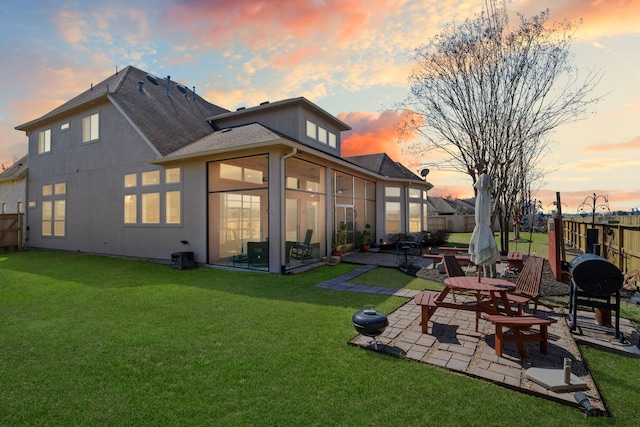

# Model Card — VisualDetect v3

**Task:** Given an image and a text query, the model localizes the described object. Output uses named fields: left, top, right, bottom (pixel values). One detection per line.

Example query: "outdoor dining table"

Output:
left=415, top=276, right=517, bottom=334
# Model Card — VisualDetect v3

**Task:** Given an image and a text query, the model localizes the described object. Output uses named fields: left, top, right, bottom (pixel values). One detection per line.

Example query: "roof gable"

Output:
left=344, top=153, right=423, bottom=182
left=16, top=66, right=229, bottom=157
left=0, top=155, right=28, bottom=181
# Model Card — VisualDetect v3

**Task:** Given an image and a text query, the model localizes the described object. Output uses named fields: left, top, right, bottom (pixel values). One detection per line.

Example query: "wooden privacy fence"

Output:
left=563, top=217, right=640, bottom=273
left=428, top=215, right=478, bottom=233
left=0, top=214, right=23, bottom=251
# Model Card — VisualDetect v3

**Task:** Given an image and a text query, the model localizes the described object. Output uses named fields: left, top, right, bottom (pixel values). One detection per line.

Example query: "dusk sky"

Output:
left=1, top=0, right=639, bottom=213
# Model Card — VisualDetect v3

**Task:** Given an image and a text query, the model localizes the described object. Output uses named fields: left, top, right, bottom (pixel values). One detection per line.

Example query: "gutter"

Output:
left=281, top=147, right=298, bottom=274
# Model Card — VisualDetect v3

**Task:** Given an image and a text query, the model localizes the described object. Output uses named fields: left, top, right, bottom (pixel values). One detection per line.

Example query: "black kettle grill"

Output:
left=568, top=253, right=624, bottom=338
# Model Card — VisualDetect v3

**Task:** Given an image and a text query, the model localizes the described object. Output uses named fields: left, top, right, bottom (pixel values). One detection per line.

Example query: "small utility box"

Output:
left=171, top=252, right=195, bottom=270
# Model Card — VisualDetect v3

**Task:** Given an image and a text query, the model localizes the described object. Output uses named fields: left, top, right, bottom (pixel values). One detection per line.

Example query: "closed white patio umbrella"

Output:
left=468, top=172, right=500, bottom=281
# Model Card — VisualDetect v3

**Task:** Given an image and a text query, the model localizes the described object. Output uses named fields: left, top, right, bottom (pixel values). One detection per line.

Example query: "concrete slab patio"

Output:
left=319, top=255, right=640, bottom=416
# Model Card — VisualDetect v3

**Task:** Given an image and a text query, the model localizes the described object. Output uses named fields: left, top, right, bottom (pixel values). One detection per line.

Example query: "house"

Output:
left=0, top=155, right=28, bottom=250
left=15, top=65, right=432, bottom=273
left=0, top=155, right=28, bottom=215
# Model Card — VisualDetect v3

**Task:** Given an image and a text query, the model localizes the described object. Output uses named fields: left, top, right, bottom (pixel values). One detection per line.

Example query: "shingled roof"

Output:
left=344, top=153, right=427, bottom=183
left=16, top=66, right=228, bottom=157
left=0, top=155, right=28, bottom=181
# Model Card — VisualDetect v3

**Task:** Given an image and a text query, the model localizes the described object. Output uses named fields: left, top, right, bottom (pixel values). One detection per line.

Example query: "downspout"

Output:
left=281, top=147, right=298, bottom=274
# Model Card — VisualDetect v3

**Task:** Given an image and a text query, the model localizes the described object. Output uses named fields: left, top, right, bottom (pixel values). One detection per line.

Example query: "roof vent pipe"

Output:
left=90, top=83, right=93, bottom=92
left=165, top=75, right=171, bottom=97
left=192, top=86, right=197, bottom=102
left=138, top=81, right=144, bottom=92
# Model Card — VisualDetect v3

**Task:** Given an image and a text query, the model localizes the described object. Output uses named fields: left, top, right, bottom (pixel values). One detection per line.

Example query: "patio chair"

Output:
left=443, top=254, right=466, bottom=302
left=290, top=229, right=313, bottom=260
left=480, top=256, right=545, bottom=314
left=247, top=241, right=269, bottom=268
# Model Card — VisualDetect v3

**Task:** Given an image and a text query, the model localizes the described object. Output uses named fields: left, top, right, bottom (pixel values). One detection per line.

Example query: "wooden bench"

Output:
left=422, top=254, right=472, bottom=264
left=483, top=314, right=557, bottom=357
left=506, top=251, right=524, bottom=270
left=438, top=246, right=468, bottom=254
left=413, top=290, right=440, bottom=333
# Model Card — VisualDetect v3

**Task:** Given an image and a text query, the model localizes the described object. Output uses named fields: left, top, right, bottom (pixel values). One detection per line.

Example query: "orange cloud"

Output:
left=429, top=185, right=474, bottom=200
left=535, top=187, right=640, bottom=213
left=518, top=0, right=640, bottom=39
left=584, top=136, right=640, bottom=153
left=338, top=110, right=418, bottom=161
left=163, top=0, right=396, bottom=61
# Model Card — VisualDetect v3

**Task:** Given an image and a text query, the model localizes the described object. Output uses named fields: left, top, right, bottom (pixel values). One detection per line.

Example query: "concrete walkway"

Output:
left=318, top=259, right=640, bottom=416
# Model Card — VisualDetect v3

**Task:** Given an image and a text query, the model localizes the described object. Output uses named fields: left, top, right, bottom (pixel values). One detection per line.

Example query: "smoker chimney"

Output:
left=165, top=75, right=171, bottom=97
left=138, top=81, right=144, bottom=92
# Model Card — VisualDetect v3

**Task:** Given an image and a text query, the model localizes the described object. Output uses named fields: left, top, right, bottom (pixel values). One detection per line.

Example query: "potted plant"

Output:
left=332, top=222, right=348, bottom=257
left=360, top=223, right=373, bottom=252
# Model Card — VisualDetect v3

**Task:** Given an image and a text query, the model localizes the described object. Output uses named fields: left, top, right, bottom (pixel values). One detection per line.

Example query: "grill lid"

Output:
left=352, top=307, right=388, bottom=336
left=569, top=253, right=624, bottom=297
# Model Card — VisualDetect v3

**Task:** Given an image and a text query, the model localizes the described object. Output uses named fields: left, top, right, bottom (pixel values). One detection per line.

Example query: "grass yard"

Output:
left=1, top=249, right=638, bottom=426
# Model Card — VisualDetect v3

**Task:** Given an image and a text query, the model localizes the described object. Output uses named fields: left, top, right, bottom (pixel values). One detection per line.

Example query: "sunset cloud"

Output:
left=517, top=0, right=640, bottom=40
left=338, top=110, right=414, bottom=161
left=584, top=136, right=640, bottom=153
left=163, top=0, right=398, bottom=52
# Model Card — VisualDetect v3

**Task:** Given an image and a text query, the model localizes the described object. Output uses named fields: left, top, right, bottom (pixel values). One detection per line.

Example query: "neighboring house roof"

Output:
left=453, top=198, right=476, bottom=214
left=15, top=66, right=228, bottom=157
left=344, top=153, right=430, bottom=185
left=0, top=154, right=28, bottom=182
left=428, top=197, right=458, bottom=215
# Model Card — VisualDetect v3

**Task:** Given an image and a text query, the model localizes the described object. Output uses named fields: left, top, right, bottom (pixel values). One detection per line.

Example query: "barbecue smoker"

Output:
left=568, top=253, right=624, bottom=338
left=352, top=306, right=388, bottom=349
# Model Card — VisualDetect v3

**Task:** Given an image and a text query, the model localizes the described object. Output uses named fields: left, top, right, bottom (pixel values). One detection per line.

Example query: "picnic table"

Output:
left=414, top=276, right=516, bottom=333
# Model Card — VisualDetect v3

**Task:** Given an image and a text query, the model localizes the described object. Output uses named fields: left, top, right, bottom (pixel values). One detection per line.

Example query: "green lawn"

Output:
left=1, top=249, right=638, bottom=426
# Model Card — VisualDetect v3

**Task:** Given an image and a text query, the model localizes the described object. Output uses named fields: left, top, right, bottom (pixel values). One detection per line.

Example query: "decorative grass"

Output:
left=0, top=249, right=636, bottom=425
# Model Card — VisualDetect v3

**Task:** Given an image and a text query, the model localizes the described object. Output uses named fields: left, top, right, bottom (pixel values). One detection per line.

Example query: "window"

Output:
left=82, top=113, right=99, bottom=142
left=61, top=122, right=69, bottom=131
left=124, top=195, right=137, bottom=224
left=1, top=203, right=5, bottom=213
left=165, top=168, right=180, bottom=184
left=42, top=182, right=66, bottom=237
left=17, top=202, right=23, bottom=213
left=385, top=201, right=401, bottom=234
left=328, top=132, right=336, bottom=148
left=142, top=171, right=160, bottom=186
left=141, top=193, right=160, bottom=223
left=409, top=203, right=421, bottom=232
left=385, top=186, right=401, bottom=198
left=166, top=191, right=181, bottom=224
left=318, top=126, right=327, bottom=144
left=306, top=120, right=317, bottom=139
left=124, top=173, right=137, bottom=188
left=38, top=129, right=51, bottom=153
left=123, top=168, right=181, bottom=225
left=409, top=188, right=421, bottom=198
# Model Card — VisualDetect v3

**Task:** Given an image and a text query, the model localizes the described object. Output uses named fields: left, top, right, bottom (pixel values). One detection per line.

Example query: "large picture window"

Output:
left=207, top=155, right=269, bottom=268
left=332, top=170, right=375, bottom=248
left=285, top=158, right=326, bottom=270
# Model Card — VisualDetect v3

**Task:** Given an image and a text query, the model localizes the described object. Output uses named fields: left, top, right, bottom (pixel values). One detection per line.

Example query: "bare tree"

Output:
left=399, top=1, right=601, bottom=253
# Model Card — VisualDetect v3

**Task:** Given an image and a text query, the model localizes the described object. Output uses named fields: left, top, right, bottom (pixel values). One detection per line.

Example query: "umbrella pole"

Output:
left=478, top=265, right=482, bottom=282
